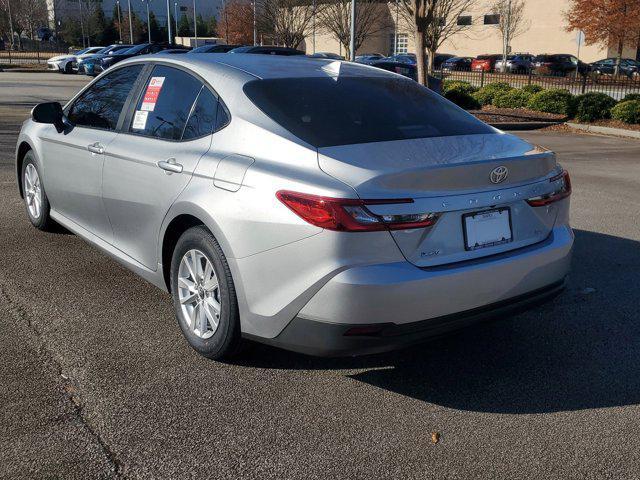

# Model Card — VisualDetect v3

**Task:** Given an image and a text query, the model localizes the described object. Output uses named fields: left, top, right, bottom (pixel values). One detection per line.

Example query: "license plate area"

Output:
left=463, top=207, right=512, bottom=251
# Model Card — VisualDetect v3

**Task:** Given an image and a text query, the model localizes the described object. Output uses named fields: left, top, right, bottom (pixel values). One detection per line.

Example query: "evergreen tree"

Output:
left=148, top=11, right=161, bottom=41
left=207, top=16, right=218, bottom=37
left=178, top=13, right=191, bottom=36
left=196, top=13, right=208, bottom=36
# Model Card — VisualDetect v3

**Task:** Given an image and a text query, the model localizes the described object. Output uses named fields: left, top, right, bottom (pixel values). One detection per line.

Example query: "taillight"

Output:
left=526, top=170, right=571, bottom=207
left=276, top=190, right=439, bottom=232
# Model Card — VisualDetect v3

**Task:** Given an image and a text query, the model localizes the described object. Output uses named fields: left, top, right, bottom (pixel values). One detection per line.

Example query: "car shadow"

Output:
left=236, top=229, right=640, bottom=414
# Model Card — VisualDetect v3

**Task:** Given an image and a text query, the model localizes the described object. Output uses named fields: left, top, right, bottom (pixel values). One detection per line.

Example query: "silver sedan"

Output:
left=15, top=54, right=573, bottom=359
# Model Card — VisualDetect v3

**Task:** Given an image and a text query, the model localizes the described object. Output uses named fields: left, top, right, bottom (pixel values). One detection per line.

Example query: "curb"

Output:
left=489, top=121, right=562, bottom=131
left=0, top=68, right=50, bottom=73
left=566, top=122, right=640, bottom=140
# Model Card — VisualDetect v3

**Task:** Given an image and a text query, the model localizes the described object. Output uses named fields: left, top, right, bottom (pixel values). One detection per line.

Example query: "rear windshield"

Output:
left=243, top=77, right=493, bottom=148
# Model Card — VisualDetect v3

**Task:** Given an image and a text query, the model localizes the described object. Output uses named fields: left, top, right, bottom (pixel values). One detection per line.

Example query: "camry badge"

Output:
left=490, top=166, right=509, bottom=184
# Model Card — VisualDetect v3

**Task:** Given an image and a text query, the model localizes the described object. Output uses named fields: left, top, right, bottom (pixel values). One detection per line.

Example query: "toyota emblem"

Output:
left=490, top=166, right=509, bottom=184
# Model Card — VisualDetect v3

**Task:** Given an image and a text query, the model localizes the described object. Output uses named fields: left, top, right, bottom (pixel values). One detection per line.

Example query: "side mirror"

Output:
left=32, top=102, right=65, bottom=132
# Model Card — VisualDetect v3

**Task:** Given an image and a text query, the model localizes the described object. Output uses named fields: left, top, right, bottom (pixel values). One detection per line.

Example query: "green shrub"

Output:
left=622, top=93, right=640, bottom=102
left=493, top=89, right=534, bottom=109
left=472, top=82, right=514, bottom=106
left=527, top=89, right=575, bottom=115
left=572, top=92, right=617, bottom=122
left=521, top=84, right=543, bottom=95
left=444, top=89, right=481, bottom=110
left=611, top=100, right=640, bottom=124
left=442, top=80, right=478, bottom=95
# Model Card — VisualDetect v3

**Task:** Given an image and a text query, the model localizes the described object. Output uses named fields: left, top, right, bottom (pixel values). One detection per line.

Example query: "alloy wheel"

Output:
left=177, top=249, right=221, bottom=339
left=24, top=164, right=42, bottom=220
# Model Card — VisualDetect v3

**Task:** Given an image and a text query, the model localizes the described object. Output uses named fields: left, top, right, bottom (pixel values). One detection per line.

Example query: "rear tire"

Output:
left=170, top=226, right=243, bottom=360
left=21, top=152, right=56, bottom=231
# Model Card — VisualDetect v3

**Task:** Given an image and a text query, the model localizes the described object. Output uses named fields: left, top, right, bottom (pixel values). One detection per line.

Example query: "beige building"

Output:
left=303, top=0, right=639, bottom=63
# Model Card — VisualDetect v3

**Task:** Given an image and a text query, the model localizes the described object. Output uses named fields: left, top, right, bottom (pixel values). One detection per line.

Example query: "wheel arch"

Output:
left=16, top=141, right=35, bottom=198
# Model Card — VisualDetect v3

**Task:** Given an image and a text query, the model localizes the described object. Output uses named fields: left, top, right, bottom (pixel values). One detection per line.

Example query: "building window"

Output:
left=484, top=14, right=500, bottom=25
left=457, top=15, right=472, bottom=26
left=389, top=33, right=408, bottom=55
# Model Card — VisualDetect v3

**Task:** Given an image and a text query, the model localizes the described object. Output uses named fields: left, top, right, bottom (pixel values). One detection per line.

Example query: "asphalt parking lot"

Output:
left=1, top=73, right=640, bottom=479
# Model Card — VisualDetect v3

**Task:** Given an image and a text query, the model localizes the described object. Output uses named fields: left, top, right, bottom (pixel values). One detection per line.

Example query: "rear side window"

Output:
left=243, top=77, right=493, bottom=148
left=130, top=65, right=202, bottom=140
left=182, top=87, right=218, bottom=140
left=67, top=64, right=143, bottom=130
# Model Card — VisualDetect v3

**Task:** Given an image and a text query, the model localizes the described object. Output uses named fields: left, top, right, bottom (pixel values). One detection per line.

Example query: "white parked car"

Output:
left=47, top=46, right=104, bottom=74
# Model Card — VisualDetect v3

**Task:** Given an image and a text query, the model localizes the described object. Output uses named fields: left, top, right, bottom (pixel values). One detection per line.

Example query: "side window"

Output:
left=67, top=65, right=143, bottom=130
left=215, top=101, right=231, bottom=131
left=182, top=87, right=218, bottom=140
left=130, top=65, right=202, bottom=140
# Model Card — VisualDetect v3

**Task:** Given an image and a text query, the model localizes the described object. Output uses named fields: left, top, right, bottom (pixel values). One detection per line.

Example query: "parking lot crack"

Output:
left=0, top=279, right=124, bottom=478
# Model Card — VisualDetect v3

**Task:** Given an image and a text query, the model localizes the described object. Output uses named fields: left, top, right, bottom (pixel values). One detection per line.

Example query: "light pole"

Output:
left=143, top=0, right=151, bottom=43
left=349, top=0, right=356, bottom=61
left=393, top=0, right=398, bottom=55
left=6, top=0, right=14, bottom=49
left=253, top=0, right=257, bottom=46
left=166, top=0, right=172, bottom=43
left=127, top=0, right=134, bottom=43
left=116, top=0, right=123, bottom=42
left=192, top=0, right=198, bottom=46
left=79, top=0, right=87, bottom=47
left=174, top=2, right=179, bottom=38
left=312, top=0, right=316, bottom=53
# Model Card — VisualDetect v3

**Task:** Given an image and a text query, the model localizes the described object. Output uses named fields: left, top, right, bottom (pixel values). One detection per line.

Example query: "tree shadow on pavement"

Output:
left=238, top=229, right=640, bottom=414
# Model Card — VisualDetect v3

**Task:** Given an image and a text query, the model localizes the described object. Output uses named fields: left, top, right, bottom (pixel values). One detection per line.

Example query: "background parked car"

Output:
left=156, top=48, right=191, bottom=55
left=590, top=58, right=640, bottom=77
left=494, top=53, right=535, bottom=73
left=385, top=53, right=416, bottom=64
left=432, top=53, right=455, bottom=69
left=355, top=53, right=386, bottom=64
left=441, top=56, right=473, bottom=71
left=189, top=44, right=243, bottom=53
left=228, top=46, right=305, bottom=55
left=75, top=44, right=133, bottom=74
left=370, top=60, right=442, bottom=93
left=532, top=54, right=589, bottom=76
left=471, top=54, right=503, bottom=72
left=309, top=52, right=345, bottom=60
left=98, top=43, right=176, bottom=72
left=47, top=46, right=103, bottom=74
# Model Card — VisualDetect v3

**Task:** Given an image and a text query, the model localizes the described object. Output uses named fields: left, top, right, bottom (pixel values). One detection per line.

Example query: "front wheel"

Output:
left=170, top=226, right=242, bottom=360
left=21, top=152, right=56, bottom=231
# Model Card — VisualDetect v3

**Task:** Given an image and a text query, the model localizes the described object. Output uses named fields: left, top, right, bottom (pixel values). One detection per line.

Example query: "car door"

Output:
left=102, top=64, right=227, bottom=270
left=41, top=64, right=145, bottom=241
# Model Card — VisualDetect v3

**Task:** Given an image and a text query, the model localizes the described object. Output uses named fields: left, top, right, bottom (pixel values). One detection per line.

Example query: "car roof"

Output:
left=121, top=53, right=399, bottom=81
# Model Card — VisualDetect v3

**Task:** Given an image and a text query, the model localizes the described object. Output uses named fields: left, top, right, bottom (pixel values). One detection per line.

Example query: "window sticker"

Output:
left=141, top=76, right=165, bottom=112
left=132, top=110, right=149, bottom=130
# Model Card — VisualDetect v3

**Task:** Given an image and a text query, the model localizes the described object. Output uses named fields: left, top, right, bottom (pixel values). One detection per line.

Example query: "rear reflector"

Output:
left=526, top=170, right=571, bottom=207
left=276, top=190, right=439, bottom=232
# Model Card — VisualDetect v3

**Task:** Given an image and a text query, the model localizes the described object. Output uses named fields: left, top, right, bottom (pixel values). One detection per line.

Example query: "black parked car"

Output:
left=228, top=46, right=305, bottom=56
left=99, top=43, right=178, bottom=72
left=188, top=44, right=243, bottom=53
left=590, top=58, right=640, bottom=77
left=370, top=61, right=442, bottom=94
left=532, top=54, right=589, bottom=77
left=441, top=56, right=473, bottom=71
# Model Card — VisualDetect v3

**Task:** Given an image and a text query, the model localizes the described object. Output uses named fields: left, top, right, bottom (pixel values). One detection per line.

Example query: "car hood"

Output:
left=317, top=132, right=557, bottom=198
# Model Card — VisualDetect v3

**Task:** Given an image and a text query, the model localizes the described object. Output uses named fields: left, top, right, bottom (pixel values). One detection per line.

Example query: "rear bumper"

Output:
left=252, top=225, right=573, bottom=356
left=250, top=279, right=566, bottom=357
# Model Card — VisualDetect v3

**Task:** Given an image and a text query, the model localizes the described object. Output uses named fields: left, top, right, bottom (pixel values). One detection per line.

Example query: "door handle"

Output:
left=87, top=142, right=104, bottom=154
left=157, top=158, right=183, bottom=174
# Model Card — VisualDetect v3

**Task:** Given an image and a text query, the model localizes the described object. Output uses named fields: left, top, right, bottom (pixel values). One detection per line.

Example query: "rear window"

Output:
left=243, top=77, right=494, bottom=148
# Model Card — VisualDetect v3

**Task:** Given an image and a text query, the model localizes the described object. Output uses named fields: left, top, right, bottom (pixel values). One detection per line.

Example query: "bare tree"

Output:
left=15, top=0, right=48, bottom=40
left=488, top=0, right=530, bottom=71
left=399, top=0, right=437, bottom=85
left=257, top=0, right=316, bottom=48
left=317, top=0, right=390, bottom=59
left=400, top=0, right=477, bottom=74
